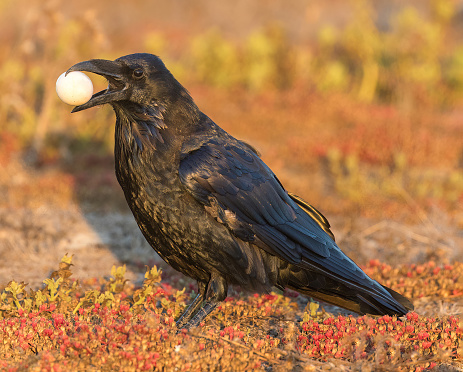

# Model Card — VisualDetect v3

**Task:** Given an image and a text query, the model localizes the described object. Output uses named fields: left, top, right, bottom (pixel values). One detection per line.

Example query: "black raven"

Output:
left=67, top=53, right=413, bottom=329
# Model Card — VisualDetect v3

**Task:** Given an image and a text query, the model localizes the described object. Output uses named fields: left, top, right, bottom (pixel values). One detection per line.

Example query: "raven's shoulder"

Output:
left=180, top=115, right=230, bottom=158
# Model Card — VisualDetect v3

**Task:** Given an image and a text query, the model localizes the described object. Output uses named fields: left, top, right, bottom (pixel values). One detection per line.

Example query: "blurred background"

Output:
left=0, top=0, right=462, bottom=287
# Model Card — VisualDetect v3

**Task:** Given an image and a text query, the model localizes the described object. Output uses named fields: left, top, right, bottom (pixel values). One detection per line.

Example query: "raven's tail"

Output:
left=286, top=270, right=413, bottom=316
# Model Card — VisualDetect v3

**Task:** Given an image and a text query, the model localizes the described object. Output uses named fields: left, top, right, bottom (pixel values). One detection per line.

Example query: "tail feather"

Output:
left=287, top=270, right=413, bottom=316
left=296, top=287, right=413, bottom=316
left=294, top=287, right=363, bottom=314
left=382, top=285, right=414, bottom=312
left=296, top=286, right=412, bottom=316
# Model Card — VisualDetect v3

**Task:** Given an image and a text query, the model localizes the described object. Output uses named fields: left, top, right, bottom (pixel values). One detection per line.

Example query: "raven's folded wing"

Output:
left=179, top=137, right=369, bottom=282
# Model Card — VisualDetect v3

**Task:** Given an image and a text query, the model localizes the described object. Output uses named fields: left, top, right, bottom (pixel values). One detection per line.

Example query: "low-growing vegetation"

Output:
left=1, top=0, right=462, bottom=370
left=1, top=255, right=462, bottom=371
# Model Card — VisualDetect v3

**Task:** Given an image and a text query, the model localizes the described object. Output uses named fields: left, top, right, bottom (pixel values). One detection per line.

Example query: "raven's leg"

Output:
left=176, top=281, right=206, bottom=329
left=181, top=273, right=228, bottom=330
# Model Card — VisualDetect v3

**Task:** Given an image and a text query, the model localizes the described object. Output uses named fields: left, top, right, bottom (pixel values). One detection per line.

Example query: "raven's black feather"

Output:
left=69, top=53, right=413, bottom=329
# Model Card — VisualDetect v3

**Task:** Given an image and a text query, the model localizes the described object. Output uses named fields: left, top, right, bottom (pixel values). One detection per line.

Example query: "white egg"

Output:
left=56, top=71, right=93, bottom=105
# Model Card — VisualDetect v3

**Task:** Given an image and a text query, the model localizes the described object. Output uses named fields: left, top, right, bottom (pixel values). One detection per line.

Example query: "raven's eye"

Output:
left=133, top=69, right=144, bottom=79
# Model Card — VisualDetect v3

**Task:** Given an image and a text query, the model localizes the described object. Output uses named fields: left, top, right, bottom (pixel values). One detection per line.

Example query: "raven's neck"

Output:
left=114, top=102, right=168, bottom=156
left=112, top=96, right=201, bottom=189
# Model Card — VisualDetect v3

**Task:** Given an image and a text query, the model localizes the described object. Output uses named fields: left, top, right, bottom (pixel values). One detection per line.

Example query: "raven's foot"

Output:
left=175, top=274, right=227, bottom=331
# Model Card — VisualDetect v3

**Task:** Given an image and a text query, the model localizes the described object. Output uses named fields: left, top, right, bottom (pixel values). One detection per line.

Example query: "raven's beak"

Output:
left=66, top=59, right=128, bottom=112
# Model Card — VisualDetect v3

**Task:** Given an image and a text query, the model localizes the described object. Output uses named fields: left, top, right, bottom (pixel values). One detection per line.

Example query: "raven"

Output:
left=67, top=53, right=413, bottom=329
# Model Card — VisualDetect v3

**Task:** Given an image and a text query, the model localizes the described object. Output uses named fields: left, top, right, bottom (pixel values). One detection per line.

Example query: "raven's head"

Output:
left=67, top=53, right=187, bottom=113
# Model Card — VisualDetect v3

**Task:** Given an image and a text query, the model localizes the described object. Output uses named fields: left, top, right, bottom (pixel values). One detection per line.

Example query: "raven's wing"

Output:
left=179, top=136, right=413, bottom=315
left=179, top=137, right=371, bottom=285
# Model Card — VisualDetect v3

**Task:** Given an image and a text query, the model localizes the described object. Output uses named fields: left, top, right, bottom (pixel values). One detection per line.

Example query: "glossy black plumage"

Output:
left=68, top=53, right=413, bottom=329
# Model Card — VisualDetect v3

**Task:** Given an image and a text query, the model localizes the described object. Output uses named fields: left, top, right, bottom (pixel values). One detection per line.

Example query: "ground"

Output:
left=1, top=158, right=462, bottom=318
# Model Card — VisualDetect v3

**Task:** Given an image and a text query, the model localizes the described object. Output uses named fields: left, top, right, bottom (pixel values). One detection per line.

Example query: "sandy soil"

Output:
left=1, top=203, right=461, bottom=289
left=0, top=206, right=155, bottom=288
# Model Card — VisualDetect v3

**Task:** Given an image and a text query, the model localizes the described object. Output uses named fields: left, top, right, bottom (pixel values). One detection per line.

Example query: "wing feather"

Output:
left=179, top=138, right=333, bottom=260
